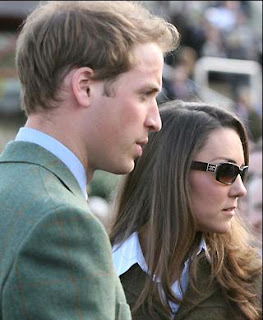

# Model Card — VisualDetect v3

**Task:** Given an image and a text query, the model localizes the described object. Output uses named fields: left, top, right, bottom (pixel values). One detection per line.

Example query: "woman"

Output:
left=110, top=100, right=262, bottom=320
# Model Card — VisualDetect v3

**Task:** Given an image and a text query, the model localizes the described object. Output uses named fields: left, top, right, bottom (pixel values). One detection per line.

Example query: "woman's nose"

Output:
left=229, top=174, right=247, bottom=198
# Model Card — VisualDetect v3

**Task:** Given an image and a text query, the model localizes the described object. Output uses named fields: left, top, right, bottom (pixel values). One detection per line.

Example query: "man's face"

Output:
left=86, top=42, right=163, bottom=175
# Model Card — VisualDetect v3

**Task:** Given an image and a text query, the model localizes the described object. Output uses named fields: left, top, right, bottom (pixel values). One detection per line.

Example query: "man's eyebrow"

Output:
left=140, top=86, right=161, bottom=93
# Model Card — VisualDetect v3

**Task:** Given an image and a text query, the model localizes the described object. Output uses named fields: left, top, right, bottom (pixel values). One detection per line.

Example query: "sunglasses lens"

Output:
left=216, top=163, right=239, bottom=184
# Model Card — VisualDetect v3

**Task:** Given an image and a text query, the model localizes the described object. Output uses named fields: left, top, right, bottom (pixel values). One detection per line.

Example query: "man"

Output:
left=0, top=1, right=180, bottom=319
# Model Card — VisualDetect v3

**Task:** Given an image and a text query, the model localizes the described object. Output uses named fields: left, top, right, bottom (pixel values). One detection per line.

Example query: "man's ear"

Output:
left=71, top=67, right=94, bottom=107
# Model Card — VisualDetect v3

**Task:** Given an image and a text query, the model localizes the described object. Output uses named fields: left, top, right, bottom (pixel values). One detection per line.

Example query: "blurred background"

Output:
left=0, top=1, right=262, bottom=243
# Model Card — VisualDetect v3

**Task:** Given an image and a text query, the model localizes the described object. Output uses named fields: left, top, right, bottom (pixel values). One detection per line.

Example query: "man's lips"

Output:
left=135, top=139, right=148, bottom=157
left=136, top=138, right=148, bottom=147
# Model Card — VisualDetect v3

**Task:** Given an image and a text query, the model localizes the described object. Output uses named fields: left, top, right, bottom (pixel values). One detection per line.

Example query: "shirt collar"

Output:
left=15, top=127, right=88, bottom=199
left=112, top=232, right=148, bottom=276
left=112, top=232, right=208, bottom=278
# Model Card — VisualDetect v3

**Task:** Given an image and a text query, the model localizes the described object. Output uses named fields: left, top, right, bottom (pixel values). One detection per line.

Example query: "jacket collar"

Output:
left=175, top=255, right=220, bottom=319
left=0, top=141, right=84, bottom=199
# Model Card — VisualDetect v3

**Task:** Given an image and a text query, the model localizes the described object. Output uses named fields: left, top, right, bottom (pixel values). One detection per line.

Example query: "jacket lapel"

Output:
left=175, top=256, right=222, bottom=319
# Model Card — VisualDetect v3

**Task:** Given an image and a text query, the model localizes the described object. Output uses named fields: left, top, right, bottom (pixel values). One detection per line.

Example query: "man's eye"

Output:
left=141, top=92, right=150, bottom=97
left=139, top=93, right=149, bottom=100
left=139, top=91, right=158, bottom=101
left=145, top=91, right=157, bottom=98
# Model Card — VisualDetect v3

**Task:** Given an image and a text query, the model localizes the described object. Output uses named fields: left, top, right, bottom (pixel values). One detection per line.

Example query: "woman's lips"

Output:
left=222, top=207, right=236, bottom=216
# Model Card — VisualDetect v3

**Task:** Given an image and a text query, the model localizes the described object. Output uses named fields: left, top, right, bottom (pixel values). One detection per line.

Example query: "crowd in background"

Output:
left=153, top=1, right=262, bottom=142
left=89, top=1, right=262, bottom=250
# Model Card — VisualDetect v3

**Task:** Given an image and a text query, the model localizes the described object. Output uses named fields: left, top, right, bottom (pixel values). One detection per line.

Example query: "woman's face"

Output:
left=189, top=128, right=247, bottom=233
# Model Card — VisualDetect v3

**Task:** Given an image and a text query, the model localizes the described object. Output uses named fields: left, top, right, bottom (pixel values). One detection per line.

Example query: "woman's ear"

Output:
left=71, top=67, right=94, bottom=108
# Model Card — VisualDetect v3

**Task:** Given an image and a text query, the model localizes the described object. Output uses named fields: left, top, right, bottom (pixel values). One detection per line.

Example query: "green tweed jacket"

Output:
left=0, top=141, right=131, bottom=320
left=120, top=256, right=262, bottom=320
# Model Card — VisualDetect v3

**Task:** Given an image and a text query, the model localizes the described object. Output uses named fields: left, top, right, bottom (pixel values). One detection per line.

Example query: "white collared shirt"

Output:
left=112, top=232, right=208, bottom=315
left=15, top=127, right=88, bottom=199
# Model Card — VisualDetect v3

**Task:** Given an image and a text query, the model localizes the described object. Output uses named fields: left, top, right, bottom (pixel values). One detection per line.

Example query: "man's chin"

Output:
left=112, top=162, right=135, bottom=175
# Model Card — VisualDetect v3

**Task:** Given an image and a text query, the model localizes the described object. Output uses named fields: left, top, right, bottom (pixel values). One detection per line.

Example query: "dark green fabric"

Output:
left=120, top=256, right=261, bottom=320
left=0, top=141, right=131, bottom=320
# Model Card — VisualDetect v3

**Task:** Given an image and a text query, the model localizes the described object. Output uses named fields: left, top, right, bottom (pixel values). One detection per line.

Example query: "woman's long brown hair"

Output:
left=110, top=100, right=262, bottom=319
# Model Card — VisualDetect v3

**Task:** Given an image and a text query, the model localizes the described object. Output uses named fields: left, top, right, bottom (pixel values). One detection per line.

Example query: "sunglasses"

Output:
left=191, top=161, right=249, bottom=185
